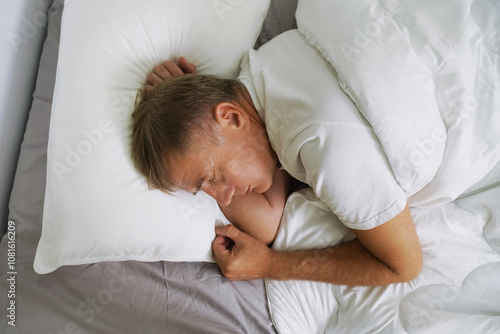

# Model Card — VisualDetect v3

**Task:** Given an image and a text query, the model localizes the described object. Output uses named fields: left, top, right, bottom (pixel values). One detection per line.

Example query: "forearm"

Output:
left=268, top=239, right=415, bottom=286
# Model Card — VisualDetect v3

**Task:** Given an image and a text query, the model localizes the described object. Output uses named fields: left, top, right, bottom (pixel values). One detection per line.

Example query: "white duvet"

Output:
left=265, top=0, right=500, bottom=333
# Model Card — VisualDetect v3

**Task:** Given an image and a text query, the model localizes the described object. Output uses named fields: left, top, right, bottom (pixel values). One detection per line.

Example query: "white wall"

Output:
left=0, top=0, right=53, bottom=234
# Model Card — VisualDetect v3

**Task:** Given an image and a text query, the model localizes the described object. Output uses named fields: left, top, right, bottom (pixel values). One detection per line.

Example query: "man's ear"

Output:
left=214, top=102, right=248, bottom=129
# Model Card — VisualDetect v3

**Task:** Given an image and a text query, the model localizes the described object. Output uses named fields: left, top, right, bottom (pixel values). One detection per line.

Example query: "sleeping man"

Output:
left=131, top=43, right=423, bottom=286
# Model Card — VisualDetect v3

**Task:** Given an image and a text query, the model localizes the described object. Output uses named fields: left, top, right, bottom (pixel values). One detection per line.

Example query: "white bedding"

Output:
left=265, top=0, right=500, bottom=333
left=268, top=187, right=500, bottom=333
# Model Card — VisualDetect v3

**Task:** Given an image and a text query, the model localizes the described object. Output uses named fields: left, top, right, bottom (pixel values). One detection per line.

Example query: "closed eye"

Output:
left=196, top=174, right=215, bottom=194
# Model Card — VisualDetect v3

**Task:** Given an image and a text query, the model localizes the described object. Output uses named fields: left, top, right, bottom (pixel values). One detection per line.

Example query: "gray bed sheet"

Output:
left=0, top=0, right=298, bottom=332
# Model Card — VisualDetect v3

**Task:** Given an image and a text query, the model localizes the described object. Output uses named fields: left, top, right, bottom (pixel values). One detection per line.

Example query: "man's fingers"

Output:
left=146, top=72, right=164, bottom=86
left=144, top=58, right=196, bottom=94
left=212, top=224, right=271, bottom=281
left=152, top=64, right=171, bottom=80
left=212, top=235, right=232, bottom=259
left=215, top=224, right=242, bottom=241
left=213, top=235, right=233, bottom=249
left=148, top=58, right=195, bottom=83
left=212, top=238, right=226, bottom=253
left=179, top=56, right=196, bottom=73
left=144, top=84, right=154, bottom=95
left=163, top=61, right=184, bottom=77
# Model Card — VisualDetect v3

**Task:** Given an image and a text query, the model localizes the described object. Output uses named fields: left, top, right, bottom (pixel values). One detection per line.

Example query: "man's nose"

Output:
left=207, top=184, right=235, bottom=207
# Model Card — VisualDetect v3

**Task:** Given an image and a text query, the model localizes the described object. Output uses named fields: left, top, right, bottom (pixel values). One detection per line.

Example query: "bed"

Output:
left=1, top=0, right=499, bottom=334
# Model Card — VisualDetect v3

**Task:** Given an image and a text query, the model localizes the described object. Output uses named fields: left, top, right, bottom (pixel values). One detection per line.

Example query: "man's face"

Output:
left=167, top=128, right=277, bottom=206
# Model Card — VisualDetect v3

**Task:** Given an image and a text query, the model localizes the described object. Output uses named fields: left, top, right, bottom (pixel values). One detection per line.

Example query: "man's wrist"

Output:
left=267, top=249, right=324, bottom=281
left=267, top=250, right=296, bottom=281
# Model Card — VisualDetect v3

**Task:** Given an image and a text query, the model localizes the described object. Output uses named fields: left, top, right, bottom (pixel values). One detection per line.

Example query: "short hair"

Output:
left=131, top=74, right=245, bottom=193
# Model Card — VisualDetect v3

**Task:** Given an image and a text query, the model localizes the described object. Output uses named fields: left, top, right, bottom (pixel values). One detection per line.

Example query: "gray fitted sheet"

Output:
left=0, top=0, right=298, bottom=332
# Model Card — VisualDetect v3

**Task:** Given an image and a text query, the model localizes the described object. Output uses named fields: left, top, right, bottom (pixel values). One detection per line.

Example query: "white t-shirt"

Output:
left=237, top=30, right=407, bottom=230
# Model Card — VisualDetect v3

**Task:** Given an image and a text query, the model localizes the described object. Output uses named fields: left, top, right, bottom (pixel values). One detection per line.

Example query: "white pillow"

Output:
left=34, top=0, right=270, bottom=274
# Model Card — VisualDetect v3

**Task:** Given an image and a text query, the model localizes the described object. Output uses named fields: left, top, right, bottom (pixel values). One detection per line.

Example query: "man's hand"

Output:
left=145, top=56, right=196, bottom=94
left=212, top=224, right=273, bottom=280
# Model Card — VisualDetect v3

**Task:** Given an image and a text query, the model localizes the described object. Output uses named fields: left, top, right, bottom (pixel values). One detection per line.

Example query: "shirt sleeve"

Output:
left=284, top=122, right=407, bottom=230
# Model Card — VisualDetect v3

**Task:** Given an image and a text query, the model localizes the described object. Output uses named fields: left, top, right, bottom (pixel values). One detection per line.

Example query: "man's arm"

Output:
left=221, top=169, right=292, bottom=245
left=212, top=205, right=422, bottom=285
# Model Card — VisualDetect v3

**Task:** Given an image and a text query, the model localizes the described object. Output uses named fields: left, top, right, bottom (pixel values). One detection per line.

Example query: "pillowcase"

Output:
left=34, top=0, right=270, bottom=274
